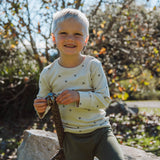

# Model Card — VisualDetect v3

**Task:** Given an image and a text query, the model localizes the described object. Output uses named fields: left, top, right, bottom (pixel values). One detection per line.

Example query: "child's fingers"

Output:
left=37, top=107, right=46, bottom=113
left=34, top=102, right=47, bottom=107
left=56, top=90, right=68, bottom=99
left=34, top=99, right=47, bottom=106
left=34, top=98, right=46, bottom=103
left=58, top=97, right=73, bottom=105
left=56, top=92, right=69, bottom=102
left=34, top=105, right=47, bottom=113
left=33, top=98, right=47, bottom=113
left=56, top=90, right=79, bottom=105
left=56, top=90, right=71, bottom=103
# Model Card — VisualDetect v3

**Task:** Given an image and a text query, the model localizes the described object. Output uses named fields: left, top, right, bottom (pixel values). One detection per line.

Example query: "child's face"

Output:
left=52, top=18, right=89, bottom=57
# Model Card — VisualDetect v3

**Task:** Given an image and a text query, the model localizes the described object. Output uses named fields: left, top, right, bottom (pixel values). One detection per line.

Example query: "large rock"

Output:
left=106, top=100, right=139, bottom=116
left=17, top=130, right=59, bottom=160
left=121, top=145, right=160, bottom=160
left=17, top=129, right=160, bottom=160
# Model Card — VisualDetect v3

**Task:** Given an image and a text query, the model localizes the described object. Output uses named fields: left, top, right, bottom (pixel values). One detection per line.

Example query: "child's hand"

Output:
left=33, top=98, right=47, bottom=113
left=56, top=90, right=80, bottom=105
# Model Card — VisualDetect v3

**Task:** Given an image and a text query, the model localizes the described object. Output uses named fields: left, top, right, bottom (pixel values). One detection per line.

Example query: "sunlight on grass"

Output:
left=139, top=107, right=160, bottom=116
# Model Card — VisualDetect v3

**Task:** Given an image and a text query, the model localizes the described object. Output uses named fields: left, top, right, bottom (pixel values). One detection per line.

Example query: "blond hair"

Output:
left=52, top=8, right=89, bottom=36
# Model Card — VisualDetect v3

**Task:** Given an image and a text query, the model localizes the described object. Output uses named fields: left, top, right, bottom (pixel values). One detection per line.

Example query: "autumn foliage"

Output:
left=0, top=0, right=160, bottom=119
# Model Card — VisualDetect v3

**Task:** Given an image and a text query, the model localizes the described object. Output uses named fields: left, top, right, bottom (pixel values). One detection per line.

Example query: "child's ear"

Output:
left=51, top=33, right=56, bottom=44
left=85, top=35, right=89, bottom=45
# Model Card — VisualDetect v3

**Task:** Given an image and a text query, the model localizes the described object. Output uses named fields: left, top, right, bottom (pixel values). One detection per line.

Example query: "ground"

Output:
left=0, top=103, right=160, bottom=160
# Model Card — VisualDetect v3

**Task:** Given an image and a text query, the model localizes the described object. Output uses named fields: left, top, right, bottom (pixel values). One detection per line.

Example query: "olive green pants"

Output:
left=63, top=127, right=124, bottom=160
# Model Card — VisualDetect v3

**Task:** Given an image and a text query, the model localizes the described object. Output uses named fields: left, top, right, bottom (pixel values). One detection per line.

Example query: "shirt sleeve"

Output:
left=36, top=68, right=51, bottom=119
left=37, top=68, right=51, bottom=98
left=78, top=60, right=111, bottom=110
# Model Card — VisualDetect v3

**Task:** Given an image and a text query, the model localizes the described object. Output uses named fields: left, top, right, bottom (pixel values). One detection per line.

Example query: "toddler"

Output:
left=34, top=8, right=124, bottom=160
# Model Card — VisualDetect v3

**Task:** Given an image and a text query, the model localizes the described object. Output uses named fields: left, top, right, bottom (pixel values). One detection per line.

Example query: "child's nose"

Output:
left=66, top=35, right=74, bottom=41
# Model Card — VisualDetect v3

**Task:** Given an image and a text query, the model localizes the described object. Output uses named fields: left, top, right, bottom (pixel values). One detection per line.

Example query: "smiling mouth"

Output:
left=64, top=44, right=76, bottom=48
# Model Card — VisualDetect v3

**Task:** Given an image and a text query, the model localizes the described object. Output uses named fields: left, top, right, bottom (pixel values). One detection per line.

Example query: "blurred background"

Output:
left=0, top=0, right=160, bottom=159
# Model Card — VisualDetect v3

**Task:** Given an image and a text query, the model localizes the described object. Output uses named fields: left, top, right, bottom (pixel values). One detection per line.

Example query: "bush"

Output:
left=109, top=112, right=160, bottom=156
left=130, top=91, right=160, bottom=100
left=0, top=48, right=40, bottom=120
left=118, top=69, right=160, bottom=100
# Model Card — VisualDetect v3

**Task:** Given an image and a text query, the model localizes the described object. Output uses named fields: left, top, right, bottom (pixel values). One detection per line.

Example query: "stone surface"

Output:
left=17, top=129, right=160, bottom=160
left=121, top=145, right=160, bottom=160
left=17, top=130, right=59, bottom=160
left=106, top=100, right=139, bottom=116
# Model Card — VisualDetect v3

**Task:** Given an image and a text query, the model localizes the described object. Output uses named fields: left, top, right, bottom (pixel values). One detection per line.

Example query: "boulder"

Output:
left=121, top=145, right=160, bottom=160
left=106, top=100, right=139, bottom=116
left=17, top=129, right=160, bottom=160
left=17, top=130, right=59, bottom=160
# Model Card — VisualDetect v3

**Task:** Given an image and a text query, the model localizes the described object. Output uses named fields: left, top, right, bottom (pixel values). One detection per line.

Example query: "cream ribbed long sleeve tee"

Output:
left=37, top=55, right=111, bottom=134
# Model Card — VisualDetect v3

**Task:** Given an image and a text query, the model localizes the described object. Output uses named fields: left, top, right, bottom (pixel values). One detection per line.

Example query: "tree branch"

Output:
left=101, top=0, right=134, bottom=37
left=25, top=0, right=43, bottom=70
left=75, top=0, right=82, bottom=9
left=91, top=0, right=103, bottom=16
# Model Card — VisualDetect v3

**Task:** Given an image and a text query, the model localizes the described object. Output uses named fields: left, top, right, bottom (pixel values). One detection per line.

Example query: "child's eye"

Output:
left=75, top=33, right=82, bottom=36
left=60, top=32, right=67, bottom=35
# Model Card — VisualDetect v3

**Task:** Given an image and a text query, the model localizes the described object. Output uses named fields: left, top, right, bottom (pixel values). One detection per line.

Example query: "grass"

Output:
left=109, top=109, right=160, bottom=156
left=139, top=107, right=160, bottom=116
